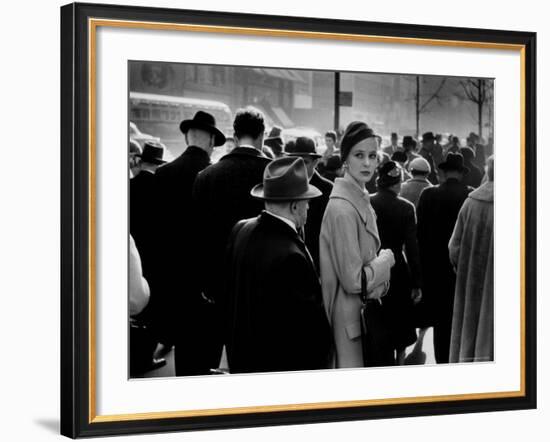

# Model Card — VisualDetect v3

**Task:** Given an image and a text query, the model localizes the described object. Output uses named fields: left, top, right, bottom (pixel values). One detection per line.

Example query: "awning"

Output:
left=252, top=68, right=307, bottom=83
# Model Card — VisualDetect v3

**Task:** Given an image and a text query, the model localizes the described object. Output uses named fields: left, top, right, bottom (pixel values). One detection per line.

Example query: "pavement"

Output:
left=136, top=327, right=436, bottom=378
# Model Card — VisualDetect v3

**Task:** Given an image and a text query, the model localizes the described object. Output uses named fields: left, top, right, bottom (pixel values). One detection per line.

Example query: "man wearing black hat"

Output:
left=416, top=152, right=474, bottom=364
left=225, top=157, right=332, bottom=373
left=152, top=110, right=226, bottom=376
left=130, top=141, right=167, bottom=282
left=419, top=132, right=439, bottom=185
left=285, top=136, right=333, bottom=271
left=192, top=107, right=271, bottom=368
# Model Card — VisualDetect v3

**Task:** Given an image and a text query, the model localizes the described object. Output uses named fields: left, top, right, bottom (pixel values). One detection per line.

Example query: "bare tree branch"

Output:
left=419, top=78, right=447, bottom=113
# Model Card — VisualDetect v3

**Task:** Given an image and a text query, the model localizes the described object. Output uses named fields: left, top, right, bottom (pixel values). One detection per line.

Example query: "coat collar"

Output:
left=223, top=146, right=270, bottom=161
left=330, top=176, right=375, bottom=227
left=183, top=145, right=210, bottom=160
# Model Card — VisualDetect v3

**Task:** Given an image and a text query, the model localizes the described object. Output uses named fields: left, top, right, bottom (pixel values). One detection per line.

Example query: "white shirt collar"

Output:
left=264, top=210, right=297, bottom=233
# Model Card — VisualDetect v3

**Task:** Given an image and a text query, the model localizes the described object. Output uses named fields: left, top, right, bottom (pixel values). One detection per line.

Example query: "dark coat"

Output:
left=129, top=170, right=157, bottom=281
left=225, top=212, right=333, bottom=373
left=419, top=148, right=439, bottom=185
left=149, top=146, right=211, bottom=339
left=463, top=160, right=484, bottom=189
left=416, top=178, right=473, bottom=361
left=371, top=188, right=421, bottom=350
left=192, top=146, right=271, bottom=304
left=305, top=171, right=333, bottom=271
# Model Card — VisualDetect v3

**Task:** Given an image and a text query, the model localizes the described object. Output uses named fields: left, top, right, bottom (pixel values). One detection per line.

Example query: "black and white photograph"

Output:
left=127, top=61, right=495, bottom=379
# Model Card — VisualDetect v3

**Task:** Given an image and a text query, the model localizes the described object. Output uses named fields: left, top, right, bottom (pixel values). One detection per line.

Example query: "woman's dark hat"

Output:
left=391, top=150, right=408, bottom=164
left=438, top=152, right=470, bottom=174
left=251, top=156, right=322, bottom=201
left=340, top=121, right=375, bottom=161
left=137, top=141, right=166, bottom=165
left=376, top=161, right=403, bottom=188
left=179, top=111, right=226, bottom=147
left=285, top=136, right=322, bottom=159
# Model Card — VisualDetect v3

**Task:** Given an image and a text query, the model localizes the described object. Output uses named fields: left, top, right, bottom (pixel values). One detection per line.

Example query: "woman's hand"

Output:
left=378, top=249, right=395, bottom=268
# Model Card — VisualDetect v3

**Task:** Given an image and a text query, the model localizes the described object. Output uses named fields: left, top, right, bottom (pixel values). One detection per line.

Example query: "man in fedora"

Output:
left=419, top=132, right=439, bottom=185
left=285, top=136, right=333, bottom=271
left=264, top=126, right=284, bottom=158
left=416, top=152, right=474, bottom=363
left=128, top=141, right=169, bottom=373
left=192, top=107, right=271, bottom=370
left=152, top=110, right=226, bottom=376
left=130, top=141, right=166, bottom=281
left=224, top=156, right=332, bottom=373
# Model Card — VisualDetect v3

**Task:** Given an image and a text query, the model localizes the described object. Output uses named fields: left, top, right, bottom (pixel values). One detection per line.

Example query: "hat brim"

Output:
left=285, top=152, right=322, bottom=159
left=136, top=155, right=167, bottom=165
left=250, top=183, right=322, bottom=200
left=438, top=164, right=470, bottom=174
left=179, top=120, right=226, bottom=147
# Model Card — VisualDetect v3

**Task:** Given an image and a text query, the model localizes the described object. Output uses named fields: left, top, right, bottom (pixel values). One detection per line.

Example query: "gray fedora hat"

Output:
left=251, top=157, right=322, bottom=201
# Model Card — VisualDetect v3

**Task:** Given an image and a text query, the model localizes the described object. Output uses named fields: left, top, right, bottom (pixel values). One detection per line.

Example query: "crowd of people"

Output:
left=129, top=106, right=494, bottom=376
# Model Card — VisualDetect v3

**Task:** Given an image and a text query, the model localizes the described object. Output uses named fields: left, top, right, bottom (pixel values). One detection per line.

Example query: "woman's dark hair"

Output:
left=233, top=107, right=265, bottom=140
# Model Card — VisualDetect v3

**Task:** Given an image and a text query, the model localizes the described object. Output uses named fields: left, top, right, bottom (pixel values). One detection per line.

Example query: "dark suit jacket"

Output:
left=225, top=212, right=332, bottom=373
left=192, top=146, right=271, bottom=304
left=149, top=146, right=211, bottom=336
left=416, top=178, right=473, bottom=325
left=129, top=170, right=157, bottom=280
left=305, top=171, right=333, bottom=271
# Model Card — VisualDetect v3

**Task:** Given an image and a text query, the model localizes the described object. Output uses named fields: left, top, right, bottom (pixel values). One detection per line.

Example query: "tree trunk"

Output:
left=478, top=79, right=483, bottom=138
left=416, top=76, right=420, bottom=139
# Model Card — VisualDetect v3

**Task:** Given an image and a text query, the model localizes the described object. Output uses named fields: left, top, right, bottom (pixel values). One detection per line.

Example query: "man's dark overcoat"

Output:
left=416, top=178, right=473, bottom=363
left=129, top=170, right=157, bottom=281
left=225, top=212, right=333, bottom=373
left=151, top=146, right=215, bottom=374
left=305, top=171, right=333, bottom=271
left=371, top=188, right=421, bottom=351
left=192, top=147, right=271, bottom=304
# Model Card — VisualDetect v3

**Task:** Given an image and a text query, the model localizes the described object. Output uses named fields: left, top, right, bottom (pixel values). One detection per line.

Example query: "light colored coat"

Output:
left=448, top=181, right=494, bottom=362
left=320, top=176, right=393, bottom=367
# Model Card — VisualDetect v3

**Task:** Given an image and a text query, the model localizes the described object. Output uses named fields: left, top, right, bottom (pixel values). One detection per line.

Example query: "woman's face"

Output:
left=345, top=137, right=379, bottom=185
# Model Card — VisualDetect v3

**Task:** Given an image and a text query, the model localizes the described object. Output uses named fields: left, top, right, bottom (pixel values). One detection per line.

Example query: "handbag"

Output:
left=360, top=269, right=395, bottom=367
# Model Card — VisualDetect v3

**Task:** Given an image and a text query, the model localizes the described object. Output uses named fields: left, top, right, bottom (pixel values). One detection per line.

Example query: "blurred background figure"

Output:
left=383, top=132, right=401, bottom=156
left=129, top=139, right=142, bottom=178
left=321, top=155, right=344, bottom=182
left=264, top=126, right=285, bottom=158
left=400, top=157, right=433, bottom=208
left=449, top=156, right=494, bottom=363
left=460, top=147, right=483, bottom=188
left=224, top=136, right=237, bottom=155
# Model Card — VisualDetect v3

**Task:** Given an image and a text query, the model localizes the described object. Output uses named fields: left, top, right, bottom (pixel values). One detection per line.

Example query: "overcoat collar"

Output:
left=330, top=177, right=380, bottom=242
left=222, top=146, right=270, bottom=161
left=183, top=145, right=210, bottom=160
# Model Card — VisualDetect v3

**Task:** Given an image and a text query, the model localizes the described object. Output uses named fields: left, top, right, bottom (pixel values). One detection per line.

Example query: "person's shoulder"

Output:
left=397, top=195, right=416, bottom=213
left=312, top=171, right=333, bottom=192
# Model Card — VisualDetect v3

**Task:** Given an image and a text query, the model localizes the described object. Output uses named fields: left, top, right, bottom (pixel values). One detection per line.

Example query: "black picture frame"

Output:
left=61, top=2, right=537, bottom=438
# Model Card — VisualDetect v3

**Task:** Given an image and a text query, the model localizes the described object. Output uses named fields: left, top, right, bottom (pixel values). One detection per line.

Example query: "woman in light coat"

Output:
left=320, top=122, right=395, bottom=368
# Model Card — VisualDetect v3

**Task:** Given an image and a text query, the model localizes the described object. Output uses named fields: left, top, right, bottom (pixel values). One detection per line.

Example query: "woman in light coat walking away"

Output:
left=320, top=122, right=395, bottom=368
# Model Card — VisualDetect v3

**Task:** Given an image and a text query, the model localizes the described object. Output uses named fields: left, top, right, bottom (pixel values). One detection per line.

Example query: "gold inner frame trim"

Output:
left=88, top=18, right=527, bottom=423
